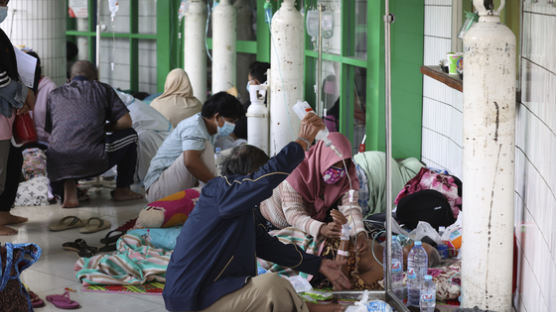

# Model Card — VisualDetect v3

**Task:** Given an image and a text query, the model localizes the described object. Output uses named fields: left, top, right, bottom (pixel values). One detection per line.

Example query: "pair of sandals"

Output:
left=49, top=216, right=111, bottom=234
left=62, top=230, right=125, bottom=257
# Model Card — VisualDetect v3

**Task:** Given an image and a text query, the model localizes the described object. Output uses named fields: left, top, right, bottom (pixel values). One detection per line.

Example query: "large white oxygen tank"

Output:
left=246, top=83, right=269, bottom=155
left=269, top=0, right=304, bottom=155
left=234, top=0, right=255, bottom=102
left=461, top=1, right=515, bottom=311
left=184, top=0, right=207, bottom=103
left=212, top=0, right=236, bottom=93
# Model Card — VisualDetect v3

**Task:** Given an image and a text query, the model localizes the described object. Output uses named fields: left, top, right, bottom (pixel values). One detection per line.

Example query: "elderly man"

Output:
left=46, top=60, right=142, bottom=207
left=163, top=114, right=349, bottom=312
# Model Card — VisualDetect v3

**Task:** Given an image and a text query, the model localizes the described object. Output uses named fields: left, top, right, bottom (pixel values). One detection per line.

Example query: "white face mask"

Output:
left=0, top=7, right=8, bottom=24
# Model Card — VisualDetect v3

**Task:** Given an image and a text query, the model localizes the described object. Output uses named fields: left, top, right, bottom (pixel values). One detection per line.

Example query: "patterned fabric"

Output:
left=22, top=148, right=46, bottom=180
left=428, top=261, right=461, bottom=301
left=260, top=180, right=366, bottom=239
left=75, top=232, right=174, bottom=286
left=0, top=243, right=42, bottom=312
left=394, top=167, right=462, bottom=219
left=322, top=167, right=346, bottom=184
left=46, top=79, right=129, bottom=182
left=84, top=281, right=164, bottom=295
left=136, top=188, right=201, bottom=228
left=15, top=176, right=49, bottom=207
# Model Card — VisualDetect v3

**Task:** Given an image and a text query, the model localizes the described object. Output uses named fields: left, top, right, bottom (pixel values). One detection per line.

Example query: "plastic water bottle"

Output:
left=383, top=236, right=404, bottom=300
left=420, top=275, right=436, bottom=312
left=407, top=241, right=428, bottom=307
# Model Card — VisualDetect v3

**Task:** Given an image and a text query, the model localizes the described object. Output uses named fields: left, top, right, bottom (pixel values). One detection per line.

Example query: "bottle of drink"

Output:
left=420, top=275, right=436, bottom=312
left=407, top=241, right=428, bottom=307
left=383, top=236, right=404, bottom=300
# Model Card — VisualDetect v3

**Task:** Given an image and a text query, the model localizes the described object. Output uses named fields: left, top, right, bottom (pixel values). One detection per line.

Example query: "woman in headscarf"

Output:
left=259, top=132, right=368, bottom=251
left=150, top=68, right=202, bottom=128
left=0, top=3, right=36, bottom=235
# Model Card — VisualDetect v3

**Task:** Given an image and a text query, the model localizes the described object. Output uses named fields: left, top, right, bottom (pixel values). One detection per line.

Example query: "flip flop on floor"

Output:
left=62, top=239, right=98, bottom=257
left=46, top=291, right=80, bottom=309
left=98, top=242, right=117, bottom=253
left=80, top=217, right=111, bottom=234
left=48, top=216, right=85, bottom=232
left=100, top=229, right=125, bottom=245
left=29, top=290, right=45, bottom=308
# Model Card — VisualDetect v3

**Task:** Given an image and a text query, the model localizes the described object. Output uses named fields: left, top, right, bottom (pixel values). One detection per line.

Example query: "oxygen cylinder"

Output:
left=269, top=0, right=304, bottom=155
left=246, top=84, right=269, bottom=155
left=212, top=0, right=237, bottom=93
left=461, top=1, right=515, bottom=311
left=185, top=0, right=207, bottom=102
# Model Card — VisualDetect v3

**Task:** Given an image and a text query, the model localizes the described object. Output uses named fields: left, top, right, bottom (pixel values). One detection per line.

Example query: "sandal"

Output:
left=80, top=217, right=111, bottom=234
left=48, top=216, right=85, bottom=232
left=98, top=242, right=117, bottom=253
left=46, top=291, right=80, bottom=309
left=62, top=239, right=97, bottom=257
left=100, top=229, right=125, bottom=245
left=29, top=290, right=45, bottom=308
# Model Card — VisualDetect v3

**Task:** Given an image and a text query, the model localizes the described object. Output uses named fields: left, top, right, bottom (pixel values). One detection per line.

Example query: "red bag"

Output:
left=13, top=112, right=37, bottom=145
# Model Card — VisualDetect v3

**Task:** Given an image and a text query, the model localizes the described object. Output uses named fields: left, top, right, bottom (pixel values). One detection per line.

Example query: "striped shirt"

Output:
left=260, top=180, right=366, bottom=239
left=0, top=71, right=11, bottom=88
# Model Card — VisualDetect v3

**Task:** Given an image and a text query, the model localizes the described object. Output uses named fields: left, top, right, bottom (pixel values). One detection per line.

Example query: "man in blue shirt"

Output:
left=163, top=114, right=350, bottom=312
left=144, top=92, right=243, bottom=202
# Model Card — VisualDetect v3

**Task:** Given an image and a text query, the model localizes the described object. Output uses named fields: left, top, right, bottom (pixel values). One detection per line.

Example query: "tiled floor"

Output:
left=0, top=188, right=166, bottom=312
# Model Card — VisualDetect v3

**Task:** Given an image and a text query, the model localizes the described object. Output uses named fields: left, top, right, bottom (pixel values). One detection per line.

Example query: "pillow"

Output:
left=135, top=188, right=201, bottom=228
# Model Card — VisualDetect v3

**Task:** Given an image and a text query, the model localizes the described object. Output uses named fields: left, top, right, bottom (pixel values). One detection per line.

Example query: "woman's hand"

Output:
left=296, top=113, right=325, bottom=150
left=355, top=232, right=369, bottom=253
left=319, top=222, right=342, bottom=239
left=319, top=258, right=352, bottom=290
left=17, top=89, right=36, bottom=115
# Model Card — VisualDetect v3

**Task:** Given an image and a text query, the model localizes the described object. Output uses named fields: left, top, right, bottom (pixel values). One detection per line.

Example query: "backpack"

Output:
left=395, top=167, right=462, bottom=219
left=395, top=190, right=455, bottom=231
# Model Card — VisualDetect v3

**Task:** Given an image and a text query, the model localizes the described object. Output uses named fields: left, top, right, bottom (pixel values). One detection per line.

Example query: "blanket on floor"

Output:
left=75, top=229, right=180, bottom=286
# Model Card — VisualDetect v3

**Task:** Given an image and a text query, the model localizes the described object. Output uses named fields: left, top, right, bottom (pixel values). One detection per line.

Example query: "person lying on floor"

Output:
left=143, top=92, right=244, bottom=202
left=45, top=60, right=143, bottom=207
left=163, top=114, right=350, bottom=312
left=259, top=132, right=368, bottom=250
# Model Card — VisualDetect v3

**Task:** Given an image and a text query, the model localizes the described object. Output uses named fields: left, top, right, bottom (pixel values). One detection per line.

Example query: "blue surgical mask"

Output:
left=0, top=7, right=8, bottom=24
left=246, top=81, right=251, bottom=93
left=217, top=120, right=236, bottom=137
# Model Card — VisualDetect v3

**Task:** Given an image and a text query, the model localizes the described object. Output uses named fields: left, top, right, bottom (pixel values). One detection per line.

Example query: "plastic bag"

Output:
left=345, top=291, right=393, bottom=312
left=286, top=275, right=312, bottom=293
left=108, top=0, right=119, bottom=21
left=441, top=212, right=463, bottom=249
left=409, top=221, right=443, bottom=245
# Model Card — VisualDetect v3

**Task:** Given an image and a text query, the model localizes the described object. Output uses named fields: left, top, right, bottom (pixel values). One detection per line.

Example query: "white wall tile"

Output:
left=424, top=5, right=452, bottom=38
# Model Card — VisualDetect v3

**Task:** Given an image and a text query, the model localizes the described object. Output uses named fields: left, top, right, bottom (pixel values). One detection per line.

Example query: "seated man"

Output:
left=46, top=60, right=142, bottom=207
left=163, top=114, right=350, bottom=312
left=143, top=92, right=243, bottom=202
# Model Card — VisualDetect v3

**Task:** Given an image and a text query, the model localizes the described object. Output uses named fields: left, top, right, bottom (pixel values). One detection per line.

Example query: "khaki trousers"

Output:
left=146, top=141, right=217, bottom=202
left=201, top=273, right=310, bottom=312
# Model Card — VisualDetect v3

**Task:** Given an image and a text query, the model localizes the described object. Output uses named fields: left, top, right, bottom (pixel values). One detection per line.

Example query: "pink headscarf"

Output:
left=286, top=132, right=360, bottom=221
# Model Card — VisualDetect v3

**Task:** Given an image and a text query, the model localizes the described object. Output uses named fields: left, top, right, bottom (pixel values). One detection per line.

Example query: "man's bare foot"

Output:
left=0, top=212, right=28, bottom=225
left=63, top=180, right=79, bottom=208
left=0, top=224, right=18, bottom=235
left=112, top=188, right=143, bottom=201
left=307, top=303, right=345, bottom=312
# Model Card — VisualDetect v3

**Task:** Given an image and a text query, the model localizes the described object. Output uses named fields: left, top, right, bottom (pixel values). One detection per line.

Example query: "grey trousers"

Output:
left=146, top=141, right=217, bottom=202
left=0, top=140, right=10, bottom=195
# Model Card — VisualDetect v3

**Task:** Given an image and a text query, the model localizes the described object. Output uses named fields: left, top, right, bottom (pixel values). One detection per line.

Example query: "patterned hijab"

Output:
left=286, top=132, right=359, bottom=221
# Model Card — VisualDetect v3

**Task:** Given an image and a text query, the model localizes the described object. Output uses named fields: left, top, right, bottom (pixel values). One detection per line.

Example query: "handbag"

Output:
left=13, top=112, right=38, bottom=145
left=0, top=243, right=42, bottom=312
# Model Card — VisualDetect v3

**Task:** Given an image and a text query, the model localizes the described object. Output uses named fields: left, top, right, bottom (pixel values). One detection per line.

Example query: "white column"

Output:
left=3, top=0, right=67, bottom=85
left=76, top=18, right=89, bottom=61
left=211, top=0, right=236, bottom=94
left=461, top=1, right=515, bottom=311
left=184, top=0, right=207, bottom=103
left=269, top=0, right=304, bottom=155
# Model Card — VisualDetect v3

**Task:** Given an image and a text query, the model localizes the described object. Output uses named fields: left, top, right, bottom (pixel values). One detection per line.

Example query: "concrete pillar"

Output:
left=269, top=0, right=304, bottom=155
left=76, top=18, right=89, bottom=61
left=461, top=0, right=515, bottom=311
left=3, top=0, right=67, bottom=85
left=184, top=0, right=207, bottom=102
left=211, top=0, right=236, bottom=94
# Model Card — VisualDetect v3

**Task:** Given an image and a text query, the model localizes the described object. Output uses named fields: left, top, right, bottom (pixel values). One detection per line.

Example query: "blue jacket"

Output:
left=163, top=142, right=322, bottom=311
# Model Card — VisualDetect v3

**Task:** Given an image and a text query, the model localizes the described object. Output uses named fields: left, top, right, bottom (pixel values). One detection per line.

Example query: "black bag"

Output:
left=395, top=189, right=455, bottom=231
